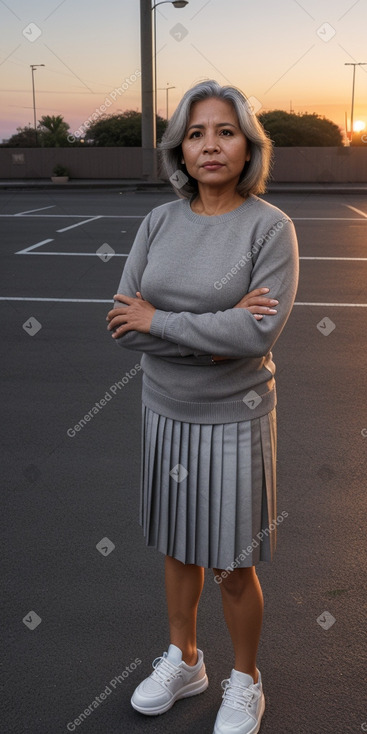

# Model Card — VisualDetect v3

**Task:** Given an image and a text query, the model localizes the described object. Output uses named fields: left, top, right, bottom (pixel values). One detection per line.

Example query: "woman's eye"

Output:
left=220, top=129, right=233, bottom=136
left=189, top=131, right=201, bottom=139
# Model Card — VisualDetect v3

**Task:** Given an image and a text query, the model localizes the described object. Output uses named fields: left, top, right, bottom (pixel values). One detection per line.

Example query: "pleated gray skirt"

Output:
left=139, top=402, right=277, bottom=569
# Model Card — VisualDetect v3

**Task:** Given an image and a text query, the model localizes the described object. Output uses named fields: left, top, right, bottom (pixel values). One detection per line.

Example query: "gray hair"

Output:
left=159, top=79, right=273, bottom=199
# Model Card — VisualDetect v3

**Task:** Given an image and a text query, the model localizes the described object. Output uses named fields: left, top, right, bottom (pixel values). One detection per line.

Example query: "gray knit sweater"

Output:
left=113, top=194, right=299, bottom=423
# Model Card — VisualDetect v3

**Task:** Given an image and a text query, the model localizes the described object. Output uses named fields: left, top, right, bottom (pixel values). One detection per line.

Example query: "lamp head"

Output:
left=172, top=1, right=188, bottom=7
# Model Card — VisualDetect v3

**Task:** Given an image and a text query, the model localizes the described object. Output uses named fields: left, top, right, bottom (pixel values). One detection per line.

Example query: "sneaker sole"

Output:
left=131, top=673, right=209, bottom=716
left=213, top=692, right=265, bottom=734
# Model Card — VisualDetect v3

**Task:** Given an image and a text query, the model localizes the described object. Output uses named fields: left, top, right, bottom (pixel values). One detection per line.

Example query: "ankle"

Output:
left=178, top=647, right=198, bottom=666
left=183, top=651, right=198, bottom=666
left=234, top=666, right=258, bottom=684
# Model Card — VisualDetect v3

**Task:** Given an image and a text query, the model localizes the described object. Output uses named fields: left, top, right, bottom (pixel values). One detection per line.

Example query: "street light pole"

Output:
left=140, top=0, right=156, bottom=179
left=344, top=62, right=367, bottom=143
left=152, top=2, right=188, bottom=123
left=30, top=64, right=45, bottom=145
left=140, top=0, right=188, bottom=180
left=158, top=85, right=176, bottom=119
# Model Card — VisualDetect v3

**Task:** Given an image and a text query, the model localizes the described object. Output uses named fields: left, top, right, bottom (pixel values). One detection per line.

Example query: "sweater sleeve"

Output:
left=112, top=211, right=213, bottom=364
left=149, top=218, right=299, bottom=358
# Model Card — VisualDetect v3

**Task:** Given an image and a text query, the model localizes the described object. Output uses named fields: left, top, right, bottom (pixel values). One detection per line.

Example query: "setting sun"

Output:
left=353, top=120, right=366, bottom=132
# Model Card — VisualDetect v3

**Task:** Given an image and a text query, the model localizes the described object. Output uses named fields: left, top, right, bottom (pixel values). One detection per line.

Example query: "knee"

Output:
left=215, top=566, right=256, bottom=598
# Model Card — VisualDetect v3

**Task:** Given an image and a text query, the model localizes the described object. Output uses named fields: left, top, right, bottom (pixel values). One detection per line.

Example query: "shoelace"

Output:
left=221, top=678, right=261, bottom=713
left=151, top=652, right=183, bottom=685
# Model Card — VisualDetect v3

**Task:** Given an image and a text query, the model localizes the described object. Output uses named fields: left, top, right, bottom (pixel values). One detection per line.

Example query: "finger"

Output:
left=107, top=314, right=129, bottom=330
left=113, top=293, right=133, bottom=304
left=238, top=297, right=279, bottom=308
left=106, top=305, right=127, bottom=319
left=111, top=321, right=136, bottom=338
left=106, top=307, right=127, bottom=323
left=247, top=288, right=270, bottom=297
left=248, top=306, right=277, bottom=314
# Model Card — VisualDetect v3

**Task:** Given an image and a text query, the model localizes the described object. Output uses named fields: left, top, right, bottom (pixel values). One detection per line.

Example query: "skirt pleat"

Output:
left=139, top=402, right=277, bottom=569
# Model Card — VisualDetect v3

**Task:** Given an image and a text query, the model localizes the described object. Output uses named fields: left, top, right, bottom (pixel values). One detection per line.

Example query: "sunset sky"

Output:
left=1, top=0, right=366, bottom=141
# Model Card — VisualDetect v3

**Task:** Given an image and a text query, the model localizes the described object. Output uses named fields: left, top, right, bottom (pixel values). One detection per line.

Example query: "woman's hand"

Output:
left=233, top=287, right=278, bottom=319
left=212, top=287, right=278, bottom=362
left=106, top=292, right=156, bottom=337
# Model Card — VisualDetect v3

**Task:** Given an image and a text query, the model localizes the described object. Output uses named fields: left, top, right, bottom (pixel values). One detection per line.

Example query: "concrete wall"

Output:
left=270, top=146, right=367, bottom=182
left=0, top=147, right=144, bottom=179
left=1, top=146, right=367, bottom=182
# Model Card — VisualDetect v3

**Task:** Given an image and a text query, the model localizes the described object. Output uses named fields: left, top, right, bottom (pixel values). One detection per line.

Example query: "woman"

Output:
left=106, top=79, right=299, bottom=734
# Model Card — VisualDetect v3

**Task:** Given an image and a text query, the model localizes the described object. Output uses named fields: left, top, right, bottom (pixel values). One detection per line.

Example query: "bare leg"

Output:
left=165, top=555, right=205, bottom=666
left=213, top=566, right=263, bottom=683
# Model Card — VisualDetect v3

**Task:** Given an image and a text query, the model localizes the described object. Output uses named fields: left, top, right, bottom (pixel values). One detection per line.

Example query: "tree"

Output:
left=2, top=125, right=38, bottom=147
left=38, top=115, right=70, bottom=147
left=85, top=110, right=168, bottom=146
left=258, top=110, right=343, bottom=146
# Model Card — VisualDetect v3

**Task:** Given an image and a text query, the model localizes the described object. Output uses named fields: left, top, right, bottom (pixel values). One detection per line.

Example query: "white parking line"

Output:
left=2, top=212, right=367, bottom=222
left=56, top=216, right=102, bottom=233
left=0, top=297, right=114, bottom=303
left=1, top=297, right=367, bottom=306
left=15, top=245, right=367, bottom=260
left=0, top=214, right=145, bottom=218
left=300, top=257, right=367, bottom=261
left=16, top=239, right=54, bottom=254
left=294, top=303, right=367, bottom=307
left=292, top=217, right=367, bottom=221
left=345, top=205, right=367, bottom=218
left=17, top=252, right=129, bottom=257
left=14, top=205, right=55, bottom=216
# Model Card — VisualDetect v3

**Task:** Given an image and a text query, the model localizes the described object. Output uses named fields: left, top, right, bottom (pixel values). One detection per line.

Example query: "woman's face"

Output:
left=181, top=97, right=250, bottom=192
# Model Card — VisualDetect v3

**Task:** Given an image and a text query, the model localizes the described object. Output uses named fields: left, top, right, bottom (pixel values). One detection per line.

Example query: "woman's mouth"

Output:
left=201, top=162, right=224, bottom=170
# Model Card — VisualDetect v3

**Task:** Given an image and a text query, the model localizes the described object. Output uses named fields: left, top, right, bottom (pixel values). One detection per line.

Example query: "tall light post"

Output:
left=158, top=84, right=176, bottom=119
left=344, top=62, right=367, bottom=143
left=140, top=0, right=187, bottom=180
left=152, top=1, right=188, bottom=129
left=30, top=64, right=45, bottom=145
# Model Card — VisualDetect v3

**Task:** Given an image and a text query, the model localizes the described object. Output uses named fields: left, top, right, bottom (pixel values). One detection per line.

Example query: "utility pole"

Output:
left=140, top=0, right=187, bottom=179
left=140, top=0, right=157, bottom=180
left=344, top=62, right=367, bottom=143
left=30, top=64, right=45, bottom=145
left=158, top=85, right=176, bottom=119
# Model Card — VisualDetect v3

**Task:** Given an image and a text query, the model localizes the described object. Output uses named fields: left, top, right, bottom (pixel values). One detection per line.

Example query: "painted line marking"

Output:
left=294, top=303, right=367, bottom=307
left=299, top=257, right=367, bottom=261
left=16, top=252, right=129, bottom=257
left=292, top=217, right=367, bottom=221
left=0, top=214, right=145, bottom=219
left=1, top=213, right=367, bottom=221
left=16, top=239, right=54, bottom=254
left=15, top=249, right=367, bottom=260
left=14, top=205, right=55, bottom=216
left=56, top=216, right=102, bottom=233
left=0, top=297, right=114, bottom=303
left=1, top=298, right=367, bottom=307
left=345, top=205, right=367, bottom=218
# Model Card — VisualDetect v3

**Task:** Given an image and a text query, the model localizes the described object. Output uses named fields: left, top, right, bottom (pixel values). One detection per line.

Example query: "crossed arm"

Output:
left=106, top=288, right=279, bottom=361
left=106, top=212, right=298, bottom=362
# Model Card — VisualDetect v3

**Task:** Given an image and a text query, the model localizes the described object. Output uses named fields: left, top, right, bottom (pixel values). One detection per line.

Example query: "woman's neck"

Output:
left=190, top=187, right=247, bottom=216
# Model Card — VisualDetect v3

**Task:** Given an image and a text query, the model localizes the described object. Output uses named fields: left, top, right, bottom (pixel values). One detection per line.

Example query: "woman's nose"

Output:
left=203, top=136, right=220, bottom=153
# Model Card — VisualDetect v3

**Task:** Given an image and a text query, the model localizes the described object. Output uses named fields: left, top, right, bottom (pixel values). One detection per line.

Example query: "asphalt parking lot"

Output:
left=1, top=187, right=367, bottom=734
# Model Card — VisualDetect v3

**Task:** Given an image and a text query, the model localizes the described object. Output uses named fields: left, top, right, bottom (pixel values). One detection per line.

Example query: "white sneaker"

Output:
left=131, top=643, right=209, bottom=715
left=213, top=668, right=265, bottom=734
